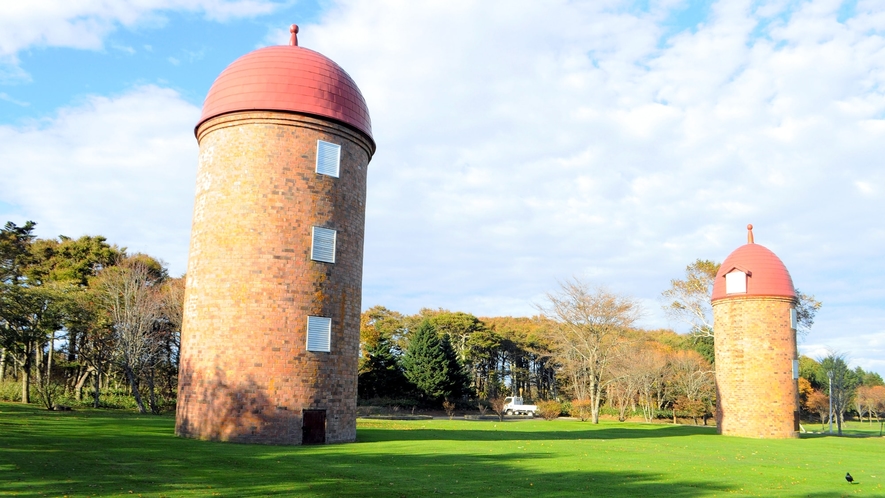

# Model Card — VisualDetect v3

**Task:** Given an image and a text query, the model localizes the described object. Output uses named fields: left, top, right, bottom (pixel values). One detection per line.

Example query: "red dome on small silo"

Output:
left=711, top=226, right=796, bottom=302
left=197, top=43, right=373, bottom=143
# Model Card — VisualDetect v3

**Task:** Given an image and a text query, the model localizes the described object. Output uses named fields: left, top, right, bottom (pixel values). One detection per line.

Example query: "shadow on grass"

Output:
left=357, top=422, right=717, bottom=443
left=0, top=403, right=731, bottom=497
left=800, top=432, right=883, bottom=440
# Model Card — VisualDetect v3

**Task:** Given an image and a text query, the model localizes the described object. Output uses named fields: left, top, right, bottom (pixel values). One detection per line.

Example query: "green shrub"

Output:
left=357, top=397, right=421, bottom=415
left=536, top=400, right=563, bottom=420
left=0, top=380, right=24, bottom=402
left=656, top=408, right=674, bottom=420
left=0, top=381, right=177, bottom=412
left=599, top=405, right=620, bottom=417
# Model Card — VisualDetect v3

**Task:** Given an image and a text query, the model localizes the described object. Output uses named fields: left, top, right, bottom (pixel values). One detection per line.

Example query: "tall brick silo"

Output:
left=175, top=25, right=375, bottom=445
left=712, top=225, right=799, bottom=439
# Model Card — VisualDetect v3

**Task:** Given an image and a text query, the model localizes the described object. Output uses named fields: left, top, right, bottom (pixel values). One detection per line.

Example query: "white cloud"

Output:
left=0, top=55, right=31, bottom=84
left=288, top=0, right=885, bottom=370
left=0, top=0, right=284, bottom=56
left=0, top=92, right=29, bottom=107
left=0, top=85, right=199, bottom=275
left=800, top=330, right=885, bottom=374
left=4, top=0, right=885, bottom=373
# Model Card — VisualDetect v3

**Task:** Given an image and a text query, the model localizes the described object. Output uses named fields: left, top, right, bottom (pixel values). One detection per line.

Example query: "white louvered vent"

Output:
left=316, top=140, right=341, bottom=177
left=790, top=308, right=798, bottom=330
left=311, top=227, right=336, bottom=263
left=306, top=316, right=332, bottom=352
left=725, top=271, right=747, bottom=294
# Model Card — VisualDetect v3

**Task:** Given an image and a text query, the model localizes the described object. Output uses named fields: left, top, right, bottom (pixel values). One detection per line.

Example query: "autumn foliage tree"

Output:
left=805, top=390, right=830, bottom=429
left=856, top=385, right=885, bottom=424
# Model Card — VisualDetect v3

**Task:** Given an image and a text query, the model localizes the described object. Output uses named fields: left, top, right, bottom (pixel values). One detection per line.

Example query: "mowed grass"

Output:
left=0, top=403, right=882, bottom=497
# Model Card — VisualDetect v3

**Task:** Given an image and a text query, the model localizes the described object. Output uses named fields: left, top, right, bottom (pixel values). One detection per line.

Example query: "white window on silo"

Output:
left=306, top=316, right=332, bottom=352
left=316, top=140, right=341, bottom=177
left=790, top=308, right=798, bottom=330
left=311, top=227, right=336, bottom=263
left=725, top=270, right=747, bottom=294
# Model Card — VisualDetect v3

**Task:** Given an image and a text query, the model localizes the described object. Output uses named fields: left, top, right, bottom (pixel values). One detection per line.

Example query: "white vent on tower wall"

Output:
left=725, top=270, right=747, bottom=294
left=311, top=227, right=336, bottom=263
left=792, top=359, right=799, bottom=380
left=306, top=316, right=332, bottom=352
left=316, top=140, right=341, bottom=177
left=790, top=308, right=798, bottom=330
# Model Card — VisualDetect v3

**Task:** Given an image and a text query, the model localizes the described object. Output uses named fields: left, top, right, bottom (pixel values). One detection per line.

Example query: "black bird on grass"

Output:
left=846, top=472, right=854, bottom=484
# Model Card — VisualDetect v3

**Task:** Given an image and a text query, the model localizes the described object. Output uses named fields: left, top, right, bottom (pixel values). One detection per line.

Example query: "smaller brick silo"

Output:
left=712, top=225, right=799, bottom=439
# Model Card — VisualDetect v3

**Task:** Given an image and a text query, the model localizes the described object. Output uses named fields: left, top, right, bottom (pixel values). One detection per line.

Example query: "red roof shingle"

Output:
left=712, top=243, right=796, bottom=301
left=198, top=45, right=372, bottom=142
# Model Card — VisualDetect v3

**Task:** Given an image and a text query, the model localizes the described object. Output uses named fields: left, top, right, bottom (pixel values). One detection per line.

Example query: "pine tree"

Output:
left=401, top=320, right=468, bottom=404
left=357, top=336, right=411, bottom=399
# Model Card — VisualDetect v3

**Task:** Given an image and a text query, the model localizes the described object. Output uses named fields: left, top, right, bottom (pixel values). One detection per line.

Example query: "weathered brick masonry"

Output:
left=176, top=111, right=372, bottom=444
left=711, top=228, right=799, bottom=439
left=713, top=296, right=799, bottom=438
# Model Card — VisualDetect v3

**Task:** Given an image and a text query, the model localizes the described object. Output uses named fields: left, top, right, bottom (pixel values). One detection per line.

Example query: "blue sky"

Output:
left=2, top=2, right=323, bottom=120
left=2, top=0, right=884, bottom=375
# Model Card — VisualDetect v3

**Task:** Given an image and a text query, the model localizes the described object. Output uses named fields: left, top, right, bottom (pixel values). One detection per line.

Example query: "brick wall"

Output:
left=176, top=111, right=373, bottom=444
left=713, top=296, right=799, bottom=439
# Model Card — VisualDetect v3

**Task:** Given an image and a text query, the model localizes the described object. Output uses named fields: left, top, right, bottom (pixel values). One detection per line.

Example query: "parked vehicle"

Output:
left=503, top=396, right=537, bottom=416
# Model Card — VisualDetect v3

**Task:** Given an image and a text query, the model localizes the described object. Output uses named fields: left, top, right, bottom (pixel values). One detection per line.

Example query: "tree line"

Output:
left=0, top=221, right=183, bottom=413
left=4, top=222, right=882, bottom=429
left=799, top=353, right=885, bottom=435
left=358, top=281, right=721, bottom=424
left=359, top=263, right=883, bottom=428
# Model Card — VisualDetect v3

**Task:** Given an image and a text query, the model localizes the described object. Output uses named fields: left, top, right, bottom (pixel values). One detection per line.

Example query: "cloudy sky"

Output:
left=1, top=0, right=883, bottom=374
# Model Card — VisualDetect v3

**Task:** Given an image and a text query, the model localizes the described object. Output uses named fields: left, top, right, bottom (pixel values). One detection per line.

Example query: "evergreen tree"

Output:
left=820, top=353, right=859, bottom=436
left=401, top=320, right=468, bottom=404
left=358, top=336, right=411, bottom=399
left=689, top=334, right=715, bottom=365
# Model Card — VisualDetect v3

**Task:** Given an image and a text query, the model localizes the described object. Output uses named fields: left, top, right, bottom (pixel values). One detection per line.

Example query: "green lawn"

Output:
left=0, top=403, right=882, bottom=497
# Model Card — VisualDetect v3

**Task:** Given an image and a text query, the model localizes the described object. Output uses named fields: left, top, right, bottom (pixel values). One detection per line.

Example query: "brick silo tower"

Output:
left=175, top=25, right=375, bottom=445
left=712, top=225, right=799, bottom=439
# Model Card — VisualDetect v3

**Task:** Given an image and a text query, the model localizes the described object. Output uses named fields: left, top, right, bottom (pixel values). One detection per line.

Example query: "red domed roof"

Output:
left=197, top=44, right=373, bottom=143
left=712, top=237, right=796, bottom=302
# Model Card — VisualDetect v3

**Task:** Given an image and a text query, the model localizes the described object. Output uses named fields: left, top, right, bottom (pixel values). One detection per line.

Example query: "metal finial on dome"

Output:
left=289, top=24, right=299, bottom=46
left=747, top=224, right=754, bottom=244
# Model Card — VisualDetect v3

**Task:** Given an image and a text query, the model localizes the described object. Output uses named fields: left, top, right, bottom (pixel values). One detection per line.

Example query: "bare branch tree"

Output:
left=489, top=397, right=506, bottom=422
left=541, top=279, right=641, bottom=424
left=666, top=350, right=715, bottom=425
left=794, top=290, right=822, bottom=339
left=631, top=343, right=669, bottom=423
left=94, top=258, right=162, bottom=414
left=661, top=259, right=719, bottom=337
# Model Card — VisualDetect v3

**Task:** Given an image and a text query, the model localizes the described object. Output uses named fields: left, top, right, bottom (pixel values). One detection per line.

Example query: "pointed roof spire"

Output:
left=747, top=224, right=754, bottom=244
left=289, top=24, right=299, bottom=46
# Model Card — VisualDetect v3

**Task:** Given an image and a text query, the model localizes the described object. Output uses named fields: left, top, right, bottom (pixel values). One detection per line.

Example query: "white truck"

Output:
left=503, top=396, right=537, bottom=417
